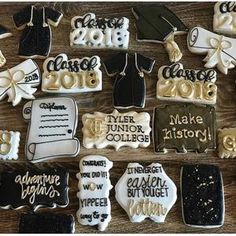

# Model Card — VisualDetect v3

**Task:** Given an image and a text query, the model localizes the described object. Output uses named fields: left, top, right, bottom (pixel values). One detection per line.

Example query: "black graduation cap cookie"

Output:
left=181, top=164, right=225, bottom=228
left=132, top=5, right=188, bottom=62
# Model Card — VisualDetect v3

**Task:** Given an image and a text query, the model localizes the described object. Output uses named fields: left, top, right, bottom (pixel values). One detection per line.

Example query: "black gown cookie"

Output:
left=19, top=213, right=75, bottom=233
left=132, top=5, right=188, bottom=62
left=181, top=164, right=225, bottom=228
left=13, top=5, right=63, bottom=58
left=0, top=168, right=69, bottom=210
left=104, top=52, right=155, bottom=108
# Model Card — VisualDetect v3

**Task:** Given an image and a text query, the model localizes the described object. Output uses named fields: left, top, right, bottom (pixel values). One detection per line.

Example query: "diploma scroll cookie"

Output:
left=42, top=53, right=102, bottom=93
left=218, top=128, right=236, bottom=158
left=213, top=2, right=236, bottom=35
left=23, top=97, right=80, bottom=163
left=0, top=130, right=20, bottom=160
left=187, top=26, right=236, bottom=74
left=82, top=109, right=151, bottom=150
left=115, top=162, right=177, bottom=223
left=70, top=13, right=129, bottom=49
left=77, top=155, right=113, bottom=231
left=0, top=59, right=40, bottom=106
left=157, top=63, right=217, bottom=105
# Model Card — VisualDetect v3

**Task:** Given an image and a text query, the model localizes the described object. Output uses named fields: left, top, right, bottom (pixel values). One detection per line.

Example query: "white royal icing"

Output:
left=70, top=13, right=129, bottom=49
left=42, top=53, right=102, bottom=93
left=0, top=59, right=40, bottom=106
left=82, top=109, right=151, bottom=150
left=76, top=155, right=113, bottom=231
left=187, top=26, right=236, bottom=74
left=115, top=162, right=177, bottom=223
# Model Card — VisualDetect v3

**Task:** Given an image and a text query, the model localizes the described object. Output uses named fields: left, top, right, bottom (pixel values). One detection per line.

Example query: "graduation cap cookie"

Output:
left=132, top=5, right=188, bottom=62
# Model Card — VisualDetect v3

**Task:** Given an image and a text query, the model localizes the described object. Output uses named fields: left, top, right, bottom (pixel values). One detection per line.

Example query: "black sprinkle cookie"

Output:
left=0, top=168, right=69, bottom=211
left=181, top=164, right=224, bottom=228
left=19, top=213, right=75, bottom=233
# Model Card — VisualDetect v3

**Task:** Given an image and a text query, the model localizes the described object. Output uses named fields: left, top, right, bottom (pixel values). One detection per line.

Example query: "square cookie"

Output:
left=181, top=164, right=224, bottom=228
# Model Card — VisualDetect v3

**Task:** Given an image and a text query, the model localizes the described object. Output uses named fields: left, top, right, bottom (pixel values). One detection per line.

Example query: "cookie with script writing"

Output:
left=115, top=162, right=177, bottom=223
left=70, top=13, right=129, bottom=49
left=153, top=104, right=216, bottom=153
left=0, top=168, right=69, bottom=211
left=157, top=63, right=217, bottom=105
left=218, top=128, right=236, bottom=158
left=23, top=97, right=80, bottom=163
left=19, top=213, right=75, bottom=233
left=0, top=59, right=40, bottom=106
left=187, top=26, right=236, bottom=74
left=0, top=130, right=20, bottom=160
left=213, top=2, right=236, bottom=35
left=42, top=53, right=102, bottom=93
left=77, top=155, right=113, bottom=231
left=181, top=164, right=225, bottom=228
left=82, top=109, right=151, bottom=150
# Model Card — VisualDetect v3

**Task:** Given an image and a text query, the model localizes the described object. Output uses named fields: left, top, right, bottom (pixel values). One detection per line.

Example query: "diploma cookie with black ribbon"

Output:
left=19, top=213, right=75, bottom=233
left=13, top=5, right=63, bottom=58
left=77, top=155, right=113, bottom=231
left=132, top=6, right=188, bottom=62
left=213, top=2, right=236, bottom=35
left=115, top=162, right=177, bottom=223
left=42, top=53, right=102, bottom=93
left=187, top=26, right=236, bottom=74
left=181, top=164, right=224, bottom=228
left=0, top=130, right=20, bottom=160
left=157, top=63, right=217, bottom=105
left=0, top=168, right=69, bottom=211
left=82, top=109, right=151, bottom=150
left=70, top=13, right=129, bottom=49
left=218, top=128, right=236, bottom=158
left=0, top=59, right=40, bottom=106
left=23, top=97, right=80, bottom=163
left=104, top=52, right=155, bottom=109
left=153, top=103, right=216, bottom=153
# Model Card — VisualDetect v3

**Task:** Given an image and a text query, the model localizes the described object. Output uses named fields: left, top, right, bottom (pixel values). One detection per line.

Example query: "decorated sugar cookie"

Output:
left=23, top=97, right=80, bottom=163
left=19, top=213, right=75, bottom=233
left=82, top=109, right=151, bottom=150
left=157, top=63, right=217, bottom=105
left=218, top=128, right=236, bottom=158
left=104, top=52, right=155, bottom=108
left=70, top=13, right=129, bottom=49
left=181, top=164, right=224, bottom=228
left=77, top=155, right=113, bottom=231
left=187, top=26, right=236, bottom=74
left=115, top=162, right=177, bottom=223
left=153, top=104, right=216, bottom=153
left=132, top=6, right=188, bottom=62
left=0, top=130, right=20, bottom=160
left=213, top=2, right=236, bottom=35
left=13, top=5, right=63, bottom=58
left=42, top=53, right=102, bottom=93
left=0, top=59, right=40, bottom=106
left=0, top=168, right=69, bottom=211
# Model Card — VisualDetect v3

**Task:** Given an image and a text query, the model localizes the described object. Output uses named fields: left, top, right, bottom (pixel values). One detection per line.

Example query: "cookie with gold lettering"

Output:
left=77, top=155, right=113, bottom=231
left=181, top=164, right=224, bottom=228
left=153, top=104, right=216, bottom=153
left=218, top=128, right=236, bottom=158
left=213, top=2, right=236, bottom=35
left=82, top=109, right=151, bottom=150
left=0, top=130, right=20, bottom=160
left=115, top=162, right=177, bottom=223
left=0, top=168, right=69, bottom=211
left=42, top=53, right=102, bottom=93
left=157, top=63, right=217, bottom=105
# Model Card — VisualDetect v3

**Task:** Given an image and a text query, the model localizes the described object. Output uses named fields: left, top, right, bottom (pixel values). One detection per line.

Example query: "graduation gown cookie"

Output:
left=104, top=52, right=155, bottom=109
left=132, top=6, right=188, bottom=62
left=13, top=5, right=63, bottom=58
